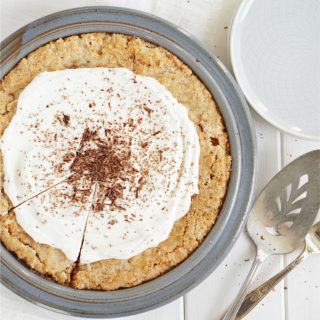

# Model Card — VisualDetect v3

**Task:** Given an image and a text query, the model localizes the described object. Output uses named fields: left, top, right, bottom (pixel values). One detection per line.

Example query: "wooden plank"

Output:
left=281, top=134, right=320, bottom=320
left=0, top=284, right=184, bottom=320
left=0, top=0, right=157, bottom=40
left=186, top=113, right=285, bottom=320
left=185, top=234, right=285, bottom=320
left=155, top=0, right=241, bottom=70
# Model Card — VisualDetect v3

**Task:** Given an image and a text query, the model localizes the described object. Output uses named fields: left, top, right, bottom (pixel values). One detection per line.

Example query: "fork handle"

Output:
left=222, top=249, right=267, bottom=320
left=235, top=248, right=308, bottom=319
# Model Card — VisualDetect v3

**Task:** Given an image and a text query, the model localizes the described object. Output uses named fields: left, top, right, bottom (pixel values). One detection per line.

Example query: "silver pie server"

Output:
left=222, top=149, right=320, bottom=320
left=236, top=221, right=320, bottom=319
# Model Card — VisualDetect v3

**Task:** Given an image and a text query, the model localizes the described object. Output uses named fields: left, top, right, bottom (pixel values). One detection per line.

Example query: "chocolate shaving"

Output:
left=143, top=106, right=153, bottom=116
left=114, top=204, right=125, bottom=211
left=159, top=150, right=163, bottom=161
left=57, top=113, right=70, bottom=126
left=135, top=177, right=145, bottom=198
left=63, top=114, right=70, bottom=126
left=63, top=152, right=75, bottom=163
left=65, top=128, right=140, bottom=212
left=128, top=118, right=134, bottom=127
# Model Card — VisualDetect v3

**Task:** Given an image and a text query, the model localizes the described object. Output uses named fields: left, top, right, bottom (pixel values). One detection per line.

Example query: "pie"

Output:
left=0, top=33, right=231, bottom=290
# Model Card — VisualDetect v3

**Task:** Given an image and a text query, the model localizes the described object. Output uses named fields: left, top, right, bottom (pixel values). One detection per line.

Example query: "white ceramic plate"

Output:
left=230, top=0, right=320, bottom=140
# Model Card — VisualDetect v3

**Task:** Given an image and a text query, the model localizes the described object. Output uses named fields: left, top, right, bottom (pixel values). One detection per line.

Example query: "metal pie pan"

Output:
left=0, top=7, right=256, bottom=318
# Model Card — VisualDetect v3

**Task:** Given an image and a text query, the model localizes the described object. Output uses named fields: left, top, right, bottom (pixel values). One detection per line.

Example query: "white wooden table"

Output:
left=1, top=1, right=319, bottom=319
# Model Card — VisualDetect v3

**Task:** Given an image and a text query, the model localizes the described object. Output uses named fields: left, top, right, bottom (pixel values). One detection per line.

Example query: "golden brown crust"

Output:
left=0, top=151, right=11, bottom=215
left=0, top=33, right=231, bottom=290
left=1, top=211, right=74, bottom=285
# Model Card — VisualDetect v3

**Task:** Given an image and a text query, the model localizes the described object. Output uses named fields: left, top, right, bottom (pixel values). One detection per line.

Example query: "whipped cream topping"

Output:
left=14, top=178, right=94, bottom=261
left=1, top=68, right=200, bottom=263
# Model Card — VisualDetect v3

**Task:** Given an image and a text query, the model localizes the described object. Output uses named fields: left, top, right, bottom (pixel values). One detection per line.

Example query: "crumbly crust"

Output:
left=0, top=33, right=231, bottom=289
left=1, top=211, right=74, bottom=285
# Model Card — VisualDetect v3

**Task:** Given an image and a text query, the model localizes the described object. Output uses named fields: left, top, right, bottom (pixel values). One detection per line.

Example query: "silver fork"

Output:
left=236, top=221, right=320, bottom=319
left=222, top=150, right=320, bottom=320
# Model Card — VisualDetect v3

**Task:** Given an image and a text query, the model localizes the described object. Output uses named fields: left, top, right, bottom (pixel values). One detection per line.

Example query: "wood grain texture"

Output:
left=281, top=135, right=320, bottom=320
